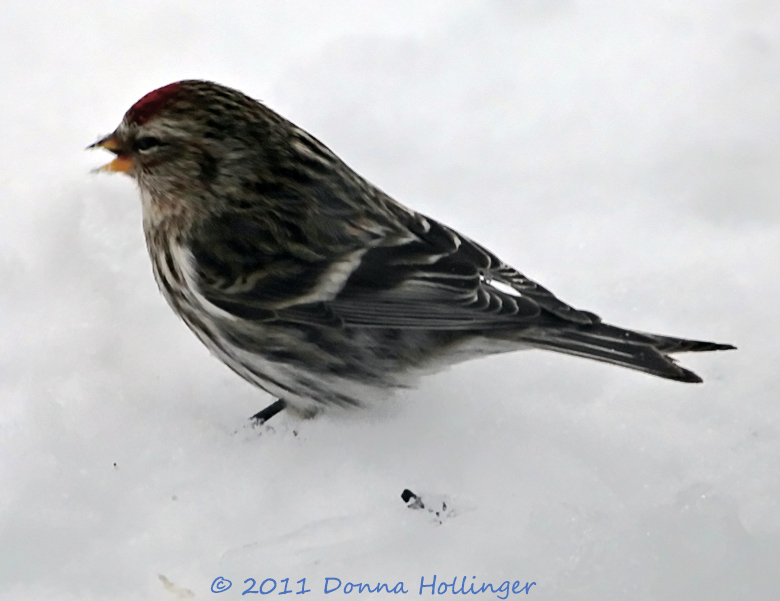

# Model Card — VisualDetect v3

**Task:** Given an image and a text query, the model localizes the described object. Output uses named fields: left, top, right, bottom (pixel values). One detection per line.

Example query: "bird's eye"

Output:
left=134, top=136, right=162, bottom=152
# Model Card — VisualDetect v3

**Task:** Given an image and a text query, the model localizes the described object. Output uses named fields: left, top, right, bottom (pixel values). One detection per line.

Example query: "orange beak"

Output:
left=88, top=133, right=134, bottom=174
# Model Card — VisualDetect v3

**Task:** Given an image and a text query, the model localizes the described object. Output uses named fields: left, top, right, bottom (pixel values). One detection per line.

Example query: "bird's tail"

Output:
left=519, top=321, right=735, bottom=383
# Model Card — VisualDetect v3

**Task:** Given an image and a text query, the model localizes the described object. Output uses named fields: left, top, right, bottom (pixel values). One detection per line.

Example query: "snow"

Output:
left=1, top=1, right=779, bottom=599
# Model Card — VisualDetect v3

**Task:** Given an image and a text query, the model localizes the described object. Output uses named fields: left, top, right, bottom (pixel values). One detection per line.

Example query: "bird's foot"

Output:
left=249, top=398, right=287, bottom=426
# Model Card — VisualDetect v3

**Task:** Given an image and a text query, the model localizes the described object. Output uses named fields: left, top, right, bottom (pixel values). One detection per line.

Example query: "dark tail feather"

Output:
left=521, top=322, right=735, bottom=383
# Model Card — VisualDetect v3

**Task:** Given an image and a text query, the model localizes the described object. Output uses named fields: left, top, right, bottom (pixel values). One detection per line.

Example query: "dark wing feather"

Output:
left=190, top=205, right=596, bottom=331
left=188, top=212, right=336, bottom=313
left=315, top=215, right=543, bottom=329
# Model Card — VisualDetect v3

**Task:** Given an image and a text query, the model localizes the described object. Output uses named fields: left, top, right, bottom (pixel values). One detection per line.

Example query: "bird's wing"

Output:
left=190, top=208, right=597, bottom=330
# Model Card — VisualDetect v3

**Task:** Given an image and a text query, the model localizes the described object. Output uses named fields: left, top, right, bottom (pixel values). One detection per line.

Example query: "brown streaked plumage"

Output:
left=90, top=80, right=734, bottom=420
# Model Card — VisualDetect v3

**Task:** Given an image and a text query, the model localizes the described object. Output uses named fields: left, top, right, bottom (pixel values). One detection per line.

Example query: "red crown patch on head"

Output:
left=127, top=82, right=182, bottom=125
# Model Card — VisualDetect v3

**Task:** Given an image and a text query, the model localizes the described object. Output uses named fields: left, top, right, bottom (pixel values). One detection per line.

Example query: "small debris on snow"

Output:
left=401, top=488, right=456, bottom=524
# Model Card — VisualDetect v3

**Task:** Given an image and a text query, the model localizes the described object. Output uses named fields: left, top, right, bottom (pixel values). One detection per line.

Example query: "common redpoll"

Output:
left=90, top=80, right=734, bottom=422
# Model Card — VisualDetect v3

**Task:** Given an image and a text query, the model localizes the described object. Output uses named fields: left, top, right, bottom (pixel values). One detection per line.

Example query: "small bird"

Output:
left=90, top=80, right=733, bottom=423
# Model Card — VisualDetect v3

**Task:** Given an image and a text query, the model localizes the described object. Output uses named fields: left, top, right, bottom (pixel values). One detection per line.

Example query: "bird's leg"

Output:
left=250, top=398, right=287, bottom=425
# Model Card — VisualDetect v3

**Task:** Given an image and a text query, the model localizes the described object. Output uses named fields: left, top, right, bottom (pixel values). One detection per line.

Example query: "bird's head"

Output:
left=89, top=80, right=284, bottom=227
left=89, top=82, right=187, bottom=176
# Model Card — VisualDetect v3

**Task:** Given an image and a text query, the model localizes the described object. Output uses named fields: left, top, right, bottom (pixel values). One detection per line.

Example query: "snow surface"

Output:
left=1, top=1, right=779, bottom=599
